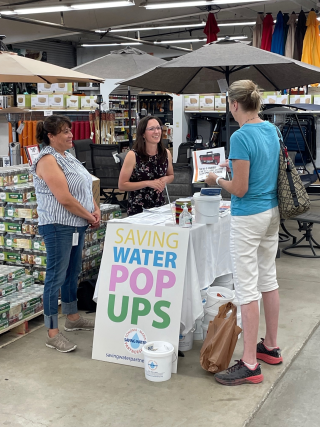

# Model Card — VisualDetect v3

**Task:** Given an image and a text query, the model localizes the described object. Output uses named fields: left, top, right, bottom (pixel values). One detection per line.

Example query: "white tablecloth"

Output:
left=180, top=215, right=232, bottom=334
left=93, top=213, right=232, bottom=335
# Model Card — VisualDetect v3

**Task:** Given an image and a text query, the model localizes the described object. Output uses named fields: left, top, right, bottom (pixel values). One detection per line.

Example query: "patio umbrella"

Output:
left=121, top=39, right=320, bottom=150
left=74, top=47, right=166, bottom=146
left=203, top=13, right=220, bottom=44
left=301, top=10, right=320, bottom=67
left=0, top=51, right=104, bottom=84
left=271, top=12, right=285, bottom=55
left=261, top=14, right=274, bottom=51
left=293, top=10, right=307, bottom=61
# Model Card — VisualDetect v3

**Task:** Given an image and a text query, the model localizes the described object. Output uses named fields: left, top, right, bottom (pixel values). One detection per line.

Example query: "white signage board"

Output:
left=92, top=223, right=189, bottom=373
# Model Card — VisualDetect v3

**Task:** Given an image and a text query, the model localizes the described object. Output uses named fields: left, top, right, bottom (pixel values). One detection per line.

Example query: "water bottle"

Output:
left=179, top=204, right=192, bottom=228
left=9, top=142, right=21, bottom=165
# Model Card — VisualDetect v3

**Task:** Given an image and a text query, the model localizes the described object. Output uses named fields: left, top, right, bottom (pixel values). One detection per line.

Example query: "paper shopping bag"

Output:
left=200, top=302, right=242, bottom=373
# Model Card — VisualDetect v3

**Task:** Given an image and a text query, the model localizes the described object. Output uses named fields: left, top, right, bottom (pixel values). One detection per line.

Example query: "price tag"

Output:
left=0, top=224, right=5, bottom=231
left=0, top=253, right=4, bottom=260
left=6, top=239, right=12, bottom=246
left=34, top=242, right=39, bottom=249
left=44, top=110, right=53, bottom=116
left=35, top=257, right=42, bottom=265
left=72, top=232, right=79, bottom=246
left=0, top=193, right=6, bottom=200
left=16, top=122, right=25, bottom=135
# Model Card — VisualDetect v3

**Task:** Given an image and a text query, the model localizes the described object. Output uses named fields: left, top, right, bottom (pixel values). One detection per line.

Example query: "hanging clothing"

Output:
left=203, top=13, right=220, bottom=43
left=253, top=13, right=264, bottom=48
left=301, top=10, right=320, bottom=67
left=285, top=13, right=297, bottom=58
left=271, top=11, right=285, bottom=55
left=293, top=10, right=307, bottom=61
left=261, top=14, right=274, bottom=51
left=283, top=13, right=290, bottom=47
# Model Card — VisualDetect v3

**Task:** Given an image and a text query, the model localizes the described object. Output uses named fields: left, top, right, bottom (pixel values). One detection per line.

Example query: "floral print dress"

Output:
left=127, top=149, right=168, bottom=216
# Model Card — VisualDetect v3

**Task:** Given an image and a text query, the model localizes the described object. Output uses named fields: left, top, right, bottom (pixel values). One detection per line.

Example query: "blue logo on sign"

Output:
left=148, top=360, right=158, bottom=370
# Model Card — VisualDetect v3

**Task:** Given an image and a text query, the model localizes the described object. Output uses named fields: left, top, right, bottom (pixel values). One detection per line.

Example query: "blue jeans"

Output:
left=39, top=224, right=87, bottom=329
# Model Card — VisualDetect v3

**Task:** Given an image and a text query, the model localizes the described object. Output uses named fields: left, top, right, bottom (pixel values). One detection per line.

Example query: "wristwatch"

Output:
left=216, top=177, right=222, bottom=186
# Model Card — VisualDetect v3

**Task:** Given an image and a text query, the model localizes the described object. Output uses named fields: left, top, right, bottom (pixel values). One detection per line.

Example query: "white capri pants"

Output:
left=230, top=207, right=280, bottom=305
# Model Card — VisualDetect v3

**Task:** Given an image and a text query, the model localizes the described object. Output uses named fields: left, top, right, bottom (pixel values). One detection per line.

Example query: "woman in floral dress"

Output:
left=118, top=116, right=174, bottom=216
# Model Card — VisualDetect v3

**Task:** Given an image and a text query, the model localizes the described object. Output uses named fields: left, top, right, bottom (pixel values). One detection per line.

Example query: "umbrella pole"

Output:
left=225, top=66, right=230, bottom=156
left=128, top=86, right=133, bottom=149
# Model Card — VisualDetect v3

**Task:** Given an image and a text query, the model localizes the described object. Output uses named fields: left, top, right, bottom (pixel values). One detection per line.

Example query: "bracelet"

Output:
left=216, top=177, right=222, bottom=186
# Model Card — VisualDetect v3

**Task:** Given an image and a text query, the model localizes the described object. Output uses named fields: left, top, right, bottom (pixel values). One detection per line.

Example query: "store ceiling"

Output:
left=0, top=0, right=317, bottom=49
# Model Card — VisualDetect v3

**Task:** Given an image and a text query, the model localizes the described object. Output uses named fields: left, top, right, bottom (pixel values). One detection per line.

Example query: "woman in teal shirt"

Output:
left=206, top=80, right=282, bottom=386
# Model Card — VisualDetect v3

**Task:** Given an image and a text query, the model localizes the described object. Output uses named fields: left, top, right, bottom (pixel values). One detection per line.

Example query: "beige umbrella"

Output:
left=0, top=51, right=104, bottom=83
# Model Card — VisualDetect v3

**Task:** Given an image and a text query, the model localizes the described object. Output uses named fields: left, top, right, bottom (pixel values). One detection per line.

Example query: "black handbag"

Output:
left=276, top=128, right=310, bottom=219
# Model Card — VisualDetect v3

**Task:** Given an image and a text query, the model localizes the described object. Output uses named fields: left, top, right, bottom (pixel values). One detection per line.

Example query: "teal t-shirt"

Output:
left=229, top=121, right=280, bottom=216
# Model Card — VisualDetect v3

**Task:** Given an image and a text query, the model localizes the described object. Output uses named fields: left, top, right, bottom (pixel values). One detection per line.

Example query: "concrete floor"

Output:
left=248, top=324, right=320, bottom=427
left=1, top=201, right=320, bottom=427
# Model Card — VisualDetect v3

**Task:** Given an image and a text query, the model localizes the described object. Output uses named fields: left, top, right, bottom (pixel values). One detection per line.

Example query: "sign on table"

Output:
left=92, top=223, right=189, bottom=373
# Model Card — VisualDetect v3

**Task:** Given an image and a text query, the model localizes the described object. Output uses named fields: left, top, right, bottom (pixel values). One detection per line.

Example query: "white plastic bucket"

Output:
left=194, top=318, right=203, bottom=341
left=193, top=192, right=221, bottom=224
left=212, top=274, right=234, bottom=290
left=179, top=330, right=194, bottom=351
left=205, top=286, right=234, bottom=311
left=142, top=341, right=174, bottom=382
left=213, top=273, right=233, bottom=283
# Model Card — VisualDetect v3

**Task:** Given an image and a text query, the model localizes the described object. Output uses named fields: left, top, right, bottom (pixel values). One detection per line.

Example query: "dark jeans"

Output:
left=39, top=224, right=87, bottom=329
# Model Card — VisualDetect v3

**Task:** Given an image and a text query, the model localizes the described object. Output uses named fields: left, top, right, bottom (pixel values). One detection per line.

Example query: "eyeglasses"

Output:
left=146, top=126, right=163, bottom=132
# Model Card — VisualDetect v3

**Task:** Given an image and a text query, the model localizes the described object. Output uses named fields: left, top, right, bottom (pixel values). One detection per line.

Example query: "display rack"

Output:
left=109, top=95, right=137, bottom=148
left=138, top=93, right=173, bottom=125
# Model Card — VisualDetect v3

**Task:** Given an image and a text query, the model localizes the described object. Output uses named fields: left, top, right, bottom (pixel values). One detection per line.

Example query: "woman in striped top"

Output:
left=31, top=115, right=100, bottom=353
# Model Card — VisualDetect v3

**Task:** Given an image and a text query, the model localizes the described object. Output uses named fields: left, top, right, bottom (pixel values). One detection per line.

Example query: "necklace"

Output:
left=242, top=116, right=260, bottom=126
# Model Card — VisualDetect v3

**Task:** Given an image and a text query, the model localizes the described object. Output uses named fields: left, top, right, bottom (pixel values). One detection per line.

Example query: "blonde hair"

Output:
left=228, top=80, right=261, bottom=112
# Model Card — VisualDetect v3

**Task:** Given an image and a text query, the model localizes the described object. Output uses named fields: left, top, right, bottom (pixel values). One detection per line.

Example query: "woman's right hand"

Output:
left=88, top=213, right=99, bottom=227
left=148, top=179, right=166, bottom=193
left=219, top=159, right=231, bottom=173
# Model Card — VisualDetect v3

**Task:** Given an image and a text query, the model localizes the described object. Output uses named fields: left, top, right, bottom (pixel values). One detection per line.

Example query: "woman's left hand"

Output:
left=91, top=207, right=101, bottom=227
left=205, top=172, right=218, bottom=186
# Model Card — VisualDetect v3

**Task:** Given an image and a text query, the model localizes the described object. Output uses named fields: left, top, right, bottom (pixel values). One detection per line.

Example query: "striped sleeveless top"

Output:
left=31, top=146, right=94, bottom=227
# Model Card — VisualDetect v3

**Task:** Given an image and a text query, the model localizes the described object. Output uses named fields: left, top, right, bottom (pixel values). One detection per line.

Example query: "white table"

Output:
left=94, top=212, right=232, bottom=335
left=180, top=215, right=232, bottom=333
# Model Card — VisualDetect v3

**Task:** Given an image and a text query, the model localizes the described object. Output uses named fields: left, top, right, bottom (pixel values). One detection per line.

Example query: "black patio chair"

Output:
left=90, top=144, right=124, bottom=205
left=73, top=139, right=93, bottom=173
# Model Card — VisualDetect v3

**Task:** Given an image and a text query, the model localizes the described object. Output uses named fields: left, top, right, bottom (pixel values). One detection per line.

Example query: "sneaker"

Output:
left=257, top=338, right=283, bottom=365
left=46, top=332, right=77, bottom=353
left=214, top=360, right=264, bottom=386
left=64, top=315, right=95, bottom=332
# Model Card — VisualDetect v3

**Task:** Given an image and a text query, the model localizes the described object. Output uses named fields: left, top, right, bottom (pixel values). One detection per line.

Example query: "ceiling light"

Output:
left=219, top=21, right=255, bottom=26
left=217, top=35, right=248, bottom=40
left=155, top=38, right=206, bottom=43
left=2, top=5, right=72, bottom=14
left=141, top=0, right=265, bottom=9
left=0, top=1, right=134, bottom=15
left=81, top=42, right=143, bottom=47
left=107, top=22, right=206, bottom=32
left=95, top=21, right=256, bottom=33
left=72, top=1, right=135, bottom=10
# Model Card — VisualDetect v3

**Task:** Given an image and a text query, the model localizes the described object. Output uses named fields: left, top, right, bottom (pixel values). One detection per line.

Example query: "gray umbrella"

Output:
left=74, top=47, right=166, bottom=145
left=121, top=40, right=320, bottom=147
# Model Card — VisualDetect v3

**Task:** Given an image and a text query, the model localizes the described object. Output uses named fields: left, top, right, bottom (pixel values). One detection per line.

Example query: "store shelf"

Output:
left=115, top=139, right=129, bottom=142
left=110, top=98, right=137, bottom=101
left=114, top=126, right=136, bottom=129
left=109, top=108, right=137, bottom=111
left=77, top=87, right=100, bottom=91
